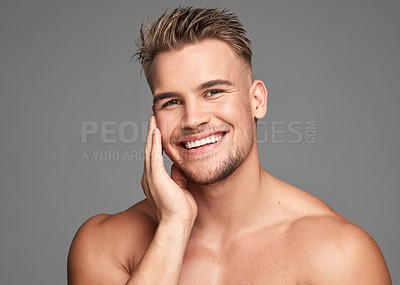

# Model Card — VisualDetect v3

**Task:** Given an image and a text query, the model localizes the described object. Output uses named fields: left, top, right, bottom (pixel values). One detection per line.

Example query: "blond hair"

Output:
left=134, top=6, right=252, bottom=84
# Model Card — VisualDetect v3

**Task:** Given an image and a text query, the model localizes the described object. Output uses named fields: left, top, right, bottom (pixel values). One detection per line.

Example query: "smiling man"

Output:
left=68, top=7, right=391, bottom=284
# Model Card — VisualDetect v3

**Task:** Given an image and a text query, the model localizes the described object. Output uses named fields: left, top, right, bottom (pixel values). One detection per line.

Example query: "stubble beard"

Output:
left=176, top=137, right=252, bottom=186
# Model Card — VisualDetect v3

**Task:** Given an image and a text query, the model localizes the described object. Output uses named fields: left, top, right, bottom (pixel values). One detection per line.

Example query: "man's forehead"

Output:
left=150, top=39, right=243, bottom=94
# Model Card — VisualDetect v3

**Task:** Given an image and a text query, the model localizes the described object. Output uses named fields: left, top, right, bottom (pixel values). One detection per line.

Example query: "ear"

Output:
left=250, top=80, right=268, bottom=119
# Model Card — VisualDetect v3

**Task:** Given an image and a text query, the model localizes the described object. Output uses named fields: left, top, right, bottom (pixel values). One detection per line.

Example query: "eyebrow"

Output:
left=153, top=79, right=235, bottom=106
left=197, top=79, right=235, bottom=91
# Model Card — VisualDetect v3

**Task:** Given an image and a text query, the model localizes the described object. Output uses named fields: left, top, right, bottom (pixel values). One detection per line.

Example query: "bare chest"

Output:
left=179, top=234, right=300, bottom=285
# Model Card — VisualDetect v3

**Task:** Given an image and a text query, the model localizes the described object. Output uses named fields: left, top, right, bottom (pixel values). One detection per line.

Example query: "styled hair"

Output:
left=134, top=6, right=252, bottom=84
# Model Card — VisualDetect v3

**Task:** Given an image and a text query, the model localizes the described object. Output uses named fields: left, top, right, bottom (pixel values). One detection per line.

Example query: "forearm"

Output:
left=125, top=222, right=192, bottom=285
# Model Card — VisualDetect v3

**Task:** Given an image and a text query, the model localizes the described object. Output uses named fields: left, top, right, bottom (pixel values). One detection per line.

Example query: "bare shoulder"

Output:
left=291, top=214, right=391, bottom=283
left=279, top=184, right=392, bottom=284
left=68, top=199, right=157, bottom=285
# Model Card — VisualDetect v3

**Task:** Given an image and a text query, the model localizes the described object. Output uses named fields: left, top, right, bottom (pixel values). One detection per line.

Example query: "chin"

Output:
left=175, top=146, right=247, bottom=186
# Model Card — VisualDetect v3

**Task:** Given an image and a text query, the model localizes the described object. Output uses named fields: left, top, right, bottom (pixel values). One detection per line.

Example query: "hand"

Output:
left=141, top=115, right=198, bottom=227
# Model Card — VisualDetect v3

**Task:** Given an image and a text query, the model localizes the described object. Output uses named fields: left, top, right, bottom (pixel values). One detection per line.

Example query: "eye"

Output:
left=205, top=90, right=223, bottom=97
left=162, top=99, right=182, bottom=108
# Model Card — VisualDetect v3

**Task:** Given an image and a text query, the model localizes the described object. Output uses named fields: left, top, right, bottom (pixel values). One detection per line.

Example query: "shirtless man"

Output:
left=68, top=7, right=392, bottom=284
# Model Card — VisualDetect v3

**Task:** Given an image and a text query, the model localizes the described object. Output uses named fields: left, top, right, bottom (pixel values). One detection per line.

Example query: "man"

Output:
left=68, top=7, right=391, bottom=284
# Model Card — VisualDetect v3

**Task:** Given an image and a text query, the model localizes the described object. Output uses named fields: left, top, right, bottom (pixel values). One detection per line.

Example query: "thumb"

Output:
left=171, top=164, right=187, bottom=189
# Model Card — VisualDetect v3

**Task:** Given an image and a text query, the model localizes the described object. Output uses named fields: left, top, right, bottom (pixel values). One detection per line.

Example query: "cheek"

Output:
left=214, top=97, right=254, bottom=144
left=215, top=96, right=251, bottom=122
left=156, top=113, right=180, bottom=145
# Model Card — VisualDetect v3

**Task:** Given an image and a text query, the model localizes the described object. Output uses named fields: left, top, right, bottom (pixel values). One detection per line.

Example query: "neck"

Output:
left=187, top=144, right=274, bottom=235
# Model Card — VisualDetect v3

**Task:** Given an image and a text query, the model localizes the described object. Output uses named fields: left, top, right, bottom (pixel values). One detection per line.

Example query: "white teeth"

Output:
left=184, top=134, right=224, bottom=149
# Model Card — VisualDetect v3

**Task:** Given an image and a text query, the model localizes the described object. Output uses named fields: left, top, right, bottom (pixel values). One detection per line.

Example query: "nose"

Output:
left=180, top=100, right=210, bottom=129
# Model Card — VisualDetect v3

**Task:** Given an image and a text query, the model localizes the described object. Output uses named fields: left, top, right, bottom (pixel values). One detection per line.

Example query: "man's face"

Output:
left=151, top=39, right=256, bottom=185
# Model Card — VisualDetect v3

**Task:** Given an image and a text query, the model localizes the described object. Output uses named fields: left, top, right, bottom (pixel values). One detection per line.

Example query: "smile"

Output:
left=184, top=134, right=223, bottom=149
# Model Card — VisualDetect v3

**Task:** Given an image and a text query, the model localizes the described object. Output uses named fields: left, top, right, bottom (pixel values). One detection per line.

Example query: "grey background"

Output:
left=1, top=0, right=399, bottom=284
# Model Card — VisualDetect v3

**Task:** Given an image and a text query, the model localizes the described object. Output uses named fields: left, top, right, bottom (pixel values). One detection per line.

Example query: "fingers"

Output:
left=145, top=115, right=156, bottom=172
left=145, top=115, right=166, bottom=175
left=143, top=115, right=158, bottom=200
left=150, top=127, right=164, bottom=171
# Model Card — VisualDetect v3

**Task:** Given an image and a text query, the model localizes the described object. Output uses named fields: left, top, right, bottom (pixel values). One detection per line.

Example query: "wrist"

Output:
left=157, top=219, right=194, bottom=241
left=159, top=212, right=196, bottom=228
